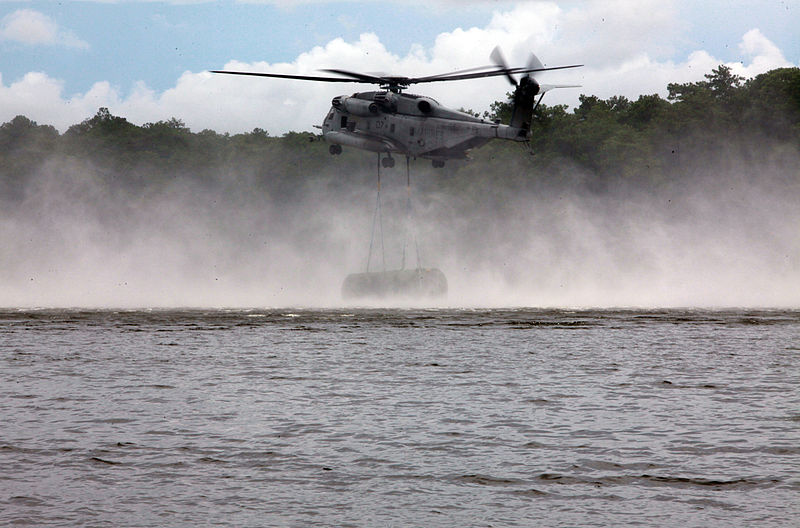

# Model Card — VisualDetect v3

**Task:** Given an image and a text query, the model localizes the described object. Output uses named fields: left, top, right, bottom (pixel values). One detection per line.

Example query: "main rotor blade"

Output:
left=538, top=83, right=582, bottom=93
left=407, top=63, right=583, bottom=85
left=210, top=70, right=376, bottom=83
left=321, top=69, right=396, bottom=85
left=212, top=62, right=583, bottom=88
left=413, top=64, right=498, bottom=83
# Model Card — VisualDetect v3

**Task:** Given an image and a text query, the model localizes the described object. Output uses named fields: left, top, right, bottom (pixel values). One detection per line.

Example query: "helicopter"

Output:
left=212, top=47, right=581, bottom=168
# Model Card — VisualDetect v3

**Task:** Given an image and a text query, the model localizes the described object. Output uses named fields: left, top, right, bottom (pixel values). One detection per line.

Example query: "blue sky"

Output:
left=1, top=0, right=798, bottom=133
left=1, top=1, right=501, bottom=93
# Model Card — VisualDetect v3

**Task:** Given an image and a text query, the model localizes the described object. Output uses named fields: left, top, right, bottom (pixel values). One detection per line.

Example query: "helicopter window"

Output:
left=409, top=127, right=415, bottom=136
left=340, top=116, right=348, bottom=128
left=327, top=112, right=334, bottom=121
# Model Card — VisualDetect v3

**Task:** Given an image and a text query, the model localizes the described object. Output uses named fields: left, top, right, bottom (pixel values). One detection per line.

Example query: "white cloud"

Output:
left=0, top=9, right=89, bottom=49
left=737, top=28, right=792, bottom=75
left=237, top=0, right=516, bottom=5
left=0, top=1, right=796, bottom=134
left=0, top=72, right=112, bottom=130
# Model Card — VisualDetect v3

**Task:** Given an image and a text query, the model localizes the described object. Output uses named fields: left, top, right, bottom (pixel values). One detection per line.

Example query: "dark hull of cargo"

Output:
left=342, top=268, right=447, bottom=299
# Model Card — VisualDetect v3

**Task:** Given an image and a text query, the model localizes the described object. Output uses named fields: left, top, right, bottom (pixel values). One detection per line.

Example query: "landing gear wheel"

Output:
left=381, top=156, right=395, bottom=168
left=432, top=159, right=445, bottom=168
left=329, top=144, right=342, bottom=155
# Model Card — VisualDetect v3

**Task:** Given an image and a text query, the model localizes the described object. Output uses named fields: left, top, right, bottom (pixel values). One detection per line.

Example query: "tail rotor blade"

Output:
left=519, top=53, right=546, bottom=96
left=523, top=53, right=545, bottom=94
left=526, top=53, right=545, bottom=78
left=490, top=46, right=518, bottom=86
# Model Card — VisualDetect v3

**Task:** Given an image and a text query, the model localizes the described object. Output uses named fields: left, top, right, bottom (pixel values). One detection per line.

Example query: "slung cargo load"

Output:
left=342, top=268, right=447, bottom=300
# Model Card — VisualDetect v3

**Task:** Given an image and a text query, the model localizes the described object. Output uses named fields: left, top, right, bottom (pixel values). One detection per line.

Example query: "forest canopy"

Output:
left=1, top=65, right=799, bottom=203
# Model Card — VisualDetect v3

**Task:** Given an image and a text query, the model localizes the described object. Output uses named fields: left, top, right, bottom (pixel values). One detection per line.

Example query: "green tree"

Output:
left=744, top=67, right=800, bottom=141
left=0, top=116, right=59, bottom=199
left=624, top=94, right=670, bottom=130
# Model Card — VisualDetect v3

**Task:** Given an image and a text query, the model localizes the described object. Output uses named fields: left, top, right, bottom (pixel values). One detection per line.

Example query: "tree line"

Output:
left=1, top=65, right=798, bottom=203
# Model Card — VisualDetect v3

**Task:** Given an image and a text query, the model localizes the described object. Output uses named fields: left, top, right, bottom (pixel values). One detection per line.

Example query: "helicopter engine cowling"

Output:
left=417, top=99, right=433, bottom=114
left=342, top=97, right=380, bottom=117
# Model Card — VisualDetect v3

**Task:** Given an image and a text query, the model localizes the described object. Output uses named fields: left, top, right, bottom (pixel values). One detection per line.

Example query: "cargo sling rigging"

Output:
left=365, top=154, right=421, bottom=273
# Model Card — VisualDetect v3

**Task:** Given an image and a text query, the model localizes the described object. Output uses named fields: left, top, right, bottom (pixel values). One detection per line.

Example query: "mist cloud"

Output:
left=1, top=142, right=798, bottom=308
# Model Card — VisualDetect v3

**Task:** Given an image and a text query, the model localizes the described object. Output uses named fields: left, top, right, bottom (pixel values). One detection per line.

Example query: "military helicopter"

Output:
left=212, top=47, right=581, bottom=168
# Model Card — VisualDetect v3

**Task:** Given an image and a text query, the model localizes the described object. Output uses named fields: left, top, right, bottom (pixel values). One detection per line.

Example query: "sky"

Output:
left=1, top=0, right=798, bottom=134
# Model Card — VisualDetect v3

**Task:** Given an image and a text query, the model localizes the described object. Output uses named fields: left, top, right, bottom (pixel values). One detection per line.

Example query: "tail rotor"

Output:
left=491, top=46, right=543, bottom=133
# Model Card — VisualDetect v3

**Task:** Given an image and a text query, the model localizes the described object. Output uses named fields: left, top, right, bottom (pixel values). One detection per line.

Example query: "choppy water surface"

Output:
left=1, top=308, right=798, bottom=527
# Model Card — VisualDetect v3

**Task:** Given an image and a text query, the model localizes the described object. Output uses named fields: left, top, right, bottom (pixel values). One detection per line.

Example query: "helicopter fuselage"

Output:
left=212, top=47, right=581, bottom=167
left=321, top=90, right=527, bottom=164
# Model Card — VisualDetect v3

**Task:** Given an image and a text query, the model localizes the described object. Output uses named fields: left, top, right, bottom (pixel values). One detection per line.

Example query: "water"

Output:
left=1, top=308, right=798, bottom=527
